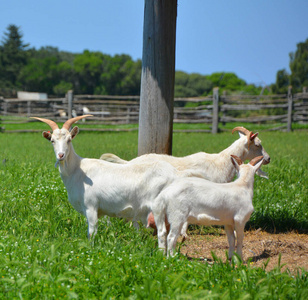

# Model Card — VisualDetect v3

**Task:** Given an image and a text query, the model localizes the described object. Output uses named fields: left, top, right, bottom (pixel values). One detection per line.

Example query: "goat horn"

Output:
left=232, top=126, right=252, bottom=137
left=249, top=156, right=264, bottom=166
left=62, top=115, right=93, bottom=130
left=30, top=117, right=59, bottom=131
left=230, top=155, right=243, bottom=165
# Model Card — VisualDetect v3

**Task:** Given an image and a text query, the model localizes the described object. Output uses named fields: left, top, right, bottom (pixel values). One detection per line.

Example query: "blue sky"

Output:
left=1, top=0, right=307, bottom=86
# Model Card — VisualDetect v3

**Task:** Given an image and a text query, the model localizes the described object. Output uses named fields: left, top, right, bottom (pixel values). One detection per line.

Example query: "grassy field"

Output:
left=0, top=124, right=307, bottom=299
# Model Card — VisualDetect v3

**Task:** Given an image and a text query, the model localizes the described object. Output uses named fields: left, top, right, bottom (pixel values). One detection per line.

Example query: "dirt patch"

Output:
left=179, top=229, right=308, bottom=273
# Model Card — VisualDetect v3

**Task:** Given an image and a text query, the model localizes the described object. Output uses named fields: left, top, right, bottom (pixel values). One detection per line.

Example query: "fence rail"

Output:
left=0, top=87, right=307, bottom=133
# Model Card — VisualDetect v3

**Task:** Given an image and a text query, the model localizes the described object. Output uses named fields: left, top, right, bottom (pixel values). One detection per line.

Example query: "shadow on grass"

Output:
left=247, top=215, right=308, bottom=234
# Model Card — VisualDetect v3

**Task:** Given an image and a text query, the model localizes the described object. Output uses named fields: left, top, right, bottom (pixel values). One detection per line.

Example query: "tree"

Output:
left=174, top=71, right=213, bottom=97
left=272, top=69, right=289, bottom=94
left=73, top=50, right=107, bottom=94
left=174, top=71, right=194, bottom=97
left=100, top=54, right=141, bottom=95
left=289, top=38, right=308, bottom=91
left=115, top=58, right=141, bottom=95
left=18, top=46, right=74, bottom=95
left=187, top=73, right=213, bottom=95
left=0, top=24, right=29, bottom=92
left=207, top=72, right=246, bottom=91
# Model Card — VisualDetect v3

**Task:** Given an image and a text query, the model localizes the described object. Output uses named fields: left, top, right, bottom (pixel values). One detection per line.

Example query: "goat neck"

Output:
left=58, top=139, right=82, bottom=178
left=236, top=165, right=256, bottom=190
left=52, top=128, right=81, bottom=178
left=215, top=136, right=248, bottom=181
left=232, top=155, right=263, bottom=189
left=220, top=135, right=248, bottom=159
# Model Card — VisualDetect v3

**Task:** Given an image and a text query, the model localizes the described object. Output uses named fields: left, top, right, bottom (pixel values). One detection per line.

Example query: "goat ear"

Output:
left=250, top=156, right=264, bottom=173
left=230, top=155, right=242, bottom=171
left=70, top=126, right=79, bottom=139
left=250, top=132, right=259, bottom=141
left=42, top=131, right=52, bottom=141
left=254, top=158, right=264, bottom=173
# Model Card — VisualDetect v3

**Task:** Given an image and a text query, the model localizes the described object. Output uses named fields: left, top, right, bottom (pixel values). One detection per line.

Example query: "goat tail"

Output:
left=99, top=153, right=128, bottom=164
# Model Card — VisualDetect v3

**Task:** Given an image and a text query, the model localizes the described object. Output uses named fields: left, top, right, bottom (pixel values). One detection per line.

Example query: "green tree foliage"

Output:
left=273, top=38, right=308, bottom=93
left=73, top=50, right=107, bottom=94
left=18, top=46, right=75, bottom=95
left=117, top=58, right=141, bottom=95
left=207, top=72, right=247, bottom=91
left=174, top=71, right=212, bottom=97
left=289, top=38, right=308, bottom=91
left=99, top=54, right=141, bottom=95
left=174, top=71, right=196, bottom=97
left=72, top=51, right=141, bottom=95
left=0, top=24, right=29, bottom=93
left=272, top=69, right=289, bottom=94
left=239, top=84, right=267, bottom=95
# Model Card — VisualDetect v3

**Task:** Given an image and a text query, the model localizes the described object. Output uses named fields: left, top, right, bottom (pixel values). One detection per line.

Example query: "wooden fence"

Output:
left=0, top=87, right=307, bottom=133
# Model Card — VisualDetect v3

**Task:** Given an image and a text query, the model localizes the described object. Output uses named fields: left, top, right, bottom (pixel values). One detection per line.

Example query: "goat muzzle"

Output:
left=263, top=157, right=270, bottom=165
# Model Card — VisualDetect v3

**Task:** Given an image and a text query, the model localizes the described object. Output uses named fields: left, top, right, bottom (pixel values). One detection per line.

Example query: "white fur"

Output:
left=100, top=129, right=270, bottom=182
left=152, top=156, right=264, bottom=259
left=42, top=126, right=184, bottom=239
left=101, top=128, right=270, bottom=237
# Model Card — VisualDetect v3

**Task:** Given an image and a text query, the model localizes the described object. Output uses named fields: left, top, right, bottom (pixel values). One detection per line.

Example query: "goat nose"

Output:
left=58, top=153, right=64, bottom=159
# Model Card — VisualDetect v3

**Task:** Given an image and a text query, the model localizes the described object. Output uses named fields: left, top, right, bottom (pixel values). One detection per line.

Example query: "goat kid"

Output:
left=31, top=115, right=184, bottom=239
left=152, top=155, right=264, bottom=260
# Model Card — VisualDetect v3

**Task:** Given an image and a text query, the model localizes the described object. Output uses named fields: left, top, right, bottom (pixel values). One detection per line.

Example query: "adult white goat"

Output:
left=31, top=115, right=186, bottom=238
left=152, top=155, right=265, bottom=259
left=101, top=127, right=270, bottom=235
left=100, top=127, right=270, bottom=182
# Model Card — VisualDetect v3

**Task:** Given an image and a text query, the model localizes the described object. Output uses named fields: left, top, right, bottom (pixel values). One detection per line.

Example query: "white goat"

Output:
left=31, top=115, right=185, bottom=238
left=101, top=127, right=270, bottom=235
left=101, top=127, right=270, bottom=182
left=152, top=155, right=265, bottom=259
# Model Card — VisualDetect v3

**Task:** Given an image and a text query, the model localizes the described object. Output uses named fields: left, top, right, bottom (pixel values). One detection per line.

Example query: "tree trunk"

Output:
left=138, top=0, right=177, bottom=155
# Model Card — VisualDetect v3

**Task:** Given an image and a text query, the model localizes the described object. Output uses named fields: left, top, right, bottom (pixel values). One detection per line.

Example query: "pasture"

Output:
left=0, top=125, right=307, bottom=299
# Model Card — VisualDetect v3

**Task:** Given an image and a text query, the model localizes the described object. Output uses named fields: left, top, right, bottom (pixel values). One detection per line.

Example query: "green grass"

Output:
left=0, top=126, right=307, bottom=299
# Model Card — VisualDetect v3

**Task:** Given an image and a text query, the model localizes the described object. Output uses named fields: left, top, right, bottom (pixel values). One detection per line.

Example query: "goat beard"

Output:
left=256, top=168, right=268, bottom=179
left=55, top=159, right=60, bottom=168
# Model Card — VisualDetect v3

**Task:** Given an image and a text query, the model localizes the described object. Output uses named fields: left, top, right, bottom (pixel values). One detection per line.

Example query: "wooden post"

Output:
left=212, top=87, right=219, bottom=134
left=222, top=90, right=226, bottom=126
left=18, top=103, right=22, bottom=115
left=67, top=90, right=73, bottom=119
left=27, top=101, right=31, bottom=117
left=138, top=0, right=177, bottom=155
left=126, top=107, right=131, bottom=124
left=4, top=101, right=8, bottom=115
left=287, top=86, right=293, bottom=132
